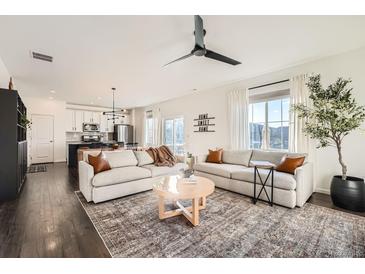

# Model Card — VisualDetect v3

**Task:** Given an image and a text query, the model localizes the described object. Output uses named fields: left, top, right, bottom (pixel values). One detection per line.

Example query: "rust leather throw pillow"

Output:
left=88, top=152, right=111, bottom=174
left=206, top=149, right=223, bottom=164
left=276, top=156, right=305, bottom=174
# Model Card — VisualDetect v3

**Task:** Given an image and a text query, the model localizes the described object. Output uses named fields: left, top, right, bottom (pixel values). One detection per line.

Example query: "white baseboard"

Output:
left=315, top=187, right=330, bottom=195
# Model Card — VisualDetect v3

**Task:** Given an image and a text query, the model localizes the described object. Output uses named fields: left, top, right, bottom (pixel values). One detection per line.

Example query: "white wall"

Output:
left=22, top=97, right=67, bottom=163
left=136, top=46, right=365, bottom=193
left=0, top=56, right=10, bottom=88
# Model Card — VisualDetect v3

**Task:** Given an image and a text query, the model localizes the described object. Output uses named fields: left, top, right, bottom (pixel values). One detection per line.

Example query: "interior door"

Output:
left=31, top=114, right=54, bottom=164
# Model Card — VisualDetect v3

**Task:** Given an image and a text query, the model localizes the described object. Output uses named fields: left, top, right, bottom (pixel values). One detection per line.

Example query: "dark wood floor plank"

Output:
left=0, top=163, right=110, bottom=258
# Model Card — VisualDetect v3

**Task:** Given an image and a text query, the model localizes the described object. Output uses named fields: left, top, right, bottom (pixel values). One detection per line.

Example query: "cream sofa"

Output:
left=193, top=150, right=313, bottom=208
left=79, top=150, right=188, bottom=203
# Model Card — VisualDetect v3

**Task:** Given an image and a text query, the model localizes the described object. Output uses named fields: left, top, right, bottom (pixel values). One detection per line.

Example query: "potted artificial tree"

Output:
left=293, top=74, right=365, bottom=212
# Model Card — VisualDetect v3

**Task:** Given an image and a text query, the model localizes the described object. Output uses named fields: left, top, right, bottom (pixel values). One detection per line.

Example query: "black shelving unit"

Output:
left=0, top=88, right=27, bottom=200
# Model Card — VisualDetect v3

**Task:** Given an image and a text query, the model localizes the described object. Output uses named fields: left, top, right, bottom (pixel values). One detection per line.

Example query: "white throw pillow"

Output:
left=103, top=150, right=138, bottom=168
left=222, top=150, right=252, bottom=166
left=134, top=150, right=154, bottom=166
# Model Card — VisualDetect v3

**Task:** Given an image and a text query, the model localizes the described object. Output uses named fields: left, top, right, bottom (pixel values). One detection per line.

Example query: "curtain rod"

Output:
left=248, top=79, right=289, bottom=91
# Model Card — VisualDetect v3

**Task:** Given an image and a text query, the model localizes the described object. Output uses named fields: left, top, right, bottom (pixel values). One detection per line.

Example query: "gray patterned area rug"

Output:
left=76, top=189, right=365, bottom=258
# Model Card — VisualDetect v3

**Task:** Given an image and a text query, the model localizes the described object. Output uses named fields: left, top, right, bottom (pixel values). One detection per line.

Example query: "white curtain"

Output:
left=142, top=111, right=147, bottom=147
left=289, top=74, right=312, bottom=154
left=152, top=107, right=162, bottom=147
left=227, top=89, right=249, bottom=150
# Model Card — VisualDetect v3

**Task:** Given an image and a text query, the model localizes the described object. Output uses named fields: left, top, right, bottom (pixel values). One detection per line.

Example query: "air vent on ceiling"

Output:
left=31, top=51, right=53, bottom=62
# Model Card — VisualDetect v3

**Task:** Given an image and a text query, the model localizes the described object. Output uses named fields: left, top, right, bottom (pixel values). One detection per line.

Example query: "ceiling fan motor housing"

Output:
left=192, top=45, right=206, bottom=56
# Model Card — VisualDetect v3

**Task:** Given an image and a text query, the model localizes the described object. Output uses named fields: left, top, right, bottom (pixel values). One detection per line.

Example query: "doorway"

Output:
left=31, top=114, right=54, bottom=164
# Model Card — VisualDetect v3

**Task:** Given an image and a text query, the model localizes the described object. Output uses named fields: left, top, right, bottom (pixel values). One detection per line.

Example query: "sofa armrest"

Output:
left=78, top=160, right=95, bottom=202
left=294, top=162, right=314, bottom=207
left=195, top=154, right=208, bottom=163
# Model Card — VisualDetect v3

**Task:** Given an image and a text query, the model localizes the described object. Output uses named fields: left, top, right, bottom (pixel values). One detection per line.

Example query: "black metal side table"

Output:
left=250, top=160, right=275, bottom=206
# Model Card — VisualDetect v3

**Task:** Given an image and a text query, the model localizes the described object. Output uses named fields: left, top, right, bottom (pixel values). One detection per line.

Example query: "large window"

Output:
left=249, top=97, right=289, bottom=150
left=163, top=117, right=184, bottom=155
left=145, top=110, right=154, bottom=146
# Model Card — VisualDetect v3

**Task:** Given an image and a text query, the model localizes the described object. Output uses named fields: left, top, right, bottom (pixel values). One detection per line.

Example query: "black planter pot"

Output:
left=330, top=175, right=365, bottom=212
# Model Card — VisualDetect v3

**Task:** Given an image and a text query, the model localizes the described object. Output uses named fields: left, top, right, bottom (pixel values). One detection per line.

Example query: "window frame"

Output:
left=249, top=95, right=290, bottom=151
left=144, top=111, right=154, bottom=147
left=162, top=115, right=185, bottom=155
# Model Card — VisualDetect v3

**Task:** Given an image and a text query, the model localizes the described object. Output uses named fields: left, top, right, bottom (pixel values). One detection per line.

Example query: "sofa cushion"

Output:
left=222, top=150, right=252, bottom=166
left=194, top=162, right=247, bottom=178
left=142, top=163, right=188, bottom=177
left=88, top=152, right=111, bottom=174
left=250, top=150, right=286, bottom=166
left=231, top=167, right=296, bottom=190
left=103, top=150, right=138, bottom=168
left=276, top=156, right=305, bottom=174
left=206, top=148, right=223, bottom=164
left=134, top=150, right=154, bottom=166
left=92, top=166, right=151, bottom=187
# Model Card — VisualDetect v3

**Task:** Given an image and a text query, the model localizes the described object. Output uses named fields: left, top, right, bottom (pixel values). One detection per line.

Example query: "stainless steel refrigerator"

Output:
left=114, top=124, right=134, bottom=144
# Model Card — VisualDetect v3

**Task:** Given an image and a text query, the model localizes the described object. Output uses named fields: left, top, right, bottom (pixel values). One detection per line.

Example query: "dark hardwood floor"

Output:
left=0, top=162, right=110, bottom=258
left=308, top=192, right=365, bottom=217
left=0, top=162, right=363, bottom=257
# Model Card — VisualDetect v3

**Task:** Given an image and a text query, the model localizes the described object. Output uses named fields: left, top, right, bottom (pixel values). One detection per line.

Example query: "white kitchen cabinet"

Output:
left=66, top=109, right=75, bottom=132
left=100, top=113, right=109, bottom=132
left=66, top=109, right=84, bottom=132
left=83, top=111, right=93, bottom=123
left=92, top=112, right=100, bottom=124
left=74, top=110, right=84, bottom=132
left=84, top=111, right=101, bottom=124
left=107, top=119, right=115, bottom=132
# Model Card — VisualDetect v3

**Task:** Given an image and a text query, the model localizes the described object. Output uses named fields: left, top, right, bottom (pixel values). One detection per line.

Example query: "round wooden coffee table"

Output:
left=153, top=175, right=215, bottom=226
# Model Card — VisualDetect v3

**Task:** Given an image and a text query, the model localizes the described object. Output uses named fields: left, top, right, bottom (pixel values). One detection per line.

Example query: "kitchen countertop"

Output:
left=66, top=141, right=117, bottom=145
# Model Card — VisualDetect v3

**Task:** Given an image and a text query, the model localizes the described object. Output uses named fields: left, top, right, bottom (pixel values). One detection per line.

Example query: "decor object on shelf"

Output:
left=193, top=113, right=215, bottom=132
left=19, top=113, right=32, bottom=129
left=293, top=74, right=365, bottom=212
left=8, top=77, right=14, bottom=90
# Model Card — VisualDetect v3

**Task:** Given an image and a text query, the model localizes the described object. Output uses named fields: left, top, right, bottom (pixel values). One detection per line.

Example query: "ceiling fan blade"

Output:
left=163, top=53, right=194, bottom=67
left=194, top=15, right=205, bottom=48
left=204, top=49, right=241, bottom=66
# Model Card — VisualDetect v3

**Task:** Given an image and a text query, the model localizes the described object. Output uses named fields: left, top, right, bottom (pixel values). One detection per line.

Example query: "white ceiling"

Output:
left=1, top=16, right=365, bottom=108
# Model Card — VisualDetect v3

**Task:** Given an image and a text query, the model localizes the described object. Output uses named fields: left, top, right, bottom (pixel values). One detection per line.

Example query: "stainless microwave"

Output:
left=83, top=123, right=100, bottom=132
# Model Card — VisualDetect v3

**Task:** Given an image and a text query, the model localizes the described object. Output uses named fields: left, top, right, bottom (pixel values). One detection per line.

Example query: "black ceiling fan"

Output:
left=163, top=15, right=241, bottom=67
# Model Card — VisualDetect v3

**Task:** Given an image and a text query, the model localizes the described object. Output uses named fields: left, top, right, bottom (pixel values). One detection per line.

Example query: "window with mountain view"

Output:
left=249, top=97, right=289, bottom=150
left=163, top=117, right=184, bottom=155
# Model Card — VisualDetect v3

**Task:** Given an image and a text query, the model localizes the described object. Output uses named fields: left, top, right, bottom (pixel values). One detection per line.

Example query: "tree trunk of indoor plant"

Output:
left=335, top=141, right=347, bottom=180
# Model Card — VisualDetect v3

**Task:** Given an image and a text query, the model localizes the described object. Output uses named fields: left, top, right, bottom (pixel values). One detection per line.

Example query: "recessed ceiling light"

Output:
left=50, top=90, right=56, bottom=94
left=90, top=102, right=94, bottom=105
left=97, top=97, right=102, bottom=100
left=122, top=109, right=127, bottom=112
left=49, top=96, right=54, bottom=100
